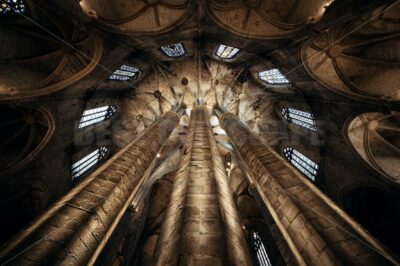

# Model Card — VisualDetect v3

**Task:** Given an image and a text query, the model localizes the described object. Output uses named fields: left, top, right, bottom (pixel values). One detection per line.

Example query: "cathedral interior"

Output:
left=0, top=0, right=400, bottom=265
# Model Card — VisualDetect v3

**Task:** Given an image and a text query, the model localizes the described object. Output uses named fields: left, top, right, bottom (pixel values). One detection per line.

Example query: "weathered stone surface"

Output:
left=220, top=111, right=397, bottom=265
left=0, top=112, right=179, bottom=265
left=154, top=107, right=252, bottom=265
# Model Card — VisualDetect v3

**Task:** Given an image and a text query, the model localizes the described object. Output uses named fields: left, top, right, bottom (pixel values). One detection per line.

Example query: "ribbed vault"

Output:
left=79, top=0, right=192, bottom=34
left=302, top=2, right=400, bottom=101
left=208, top=0, right=334, bottom=39
left=0, top=105, right=55, bottom=175
left=0, top=9, right=102, bottom=100
left=347, top=111, right=400, bottom=183
left=0, top=0, right=400, bottom=264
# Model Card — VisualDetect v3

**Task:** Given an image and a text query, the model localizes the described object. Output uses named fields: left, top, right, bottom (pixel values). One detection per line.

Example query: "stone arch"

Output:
left=345, top=111, right=400, bottom=183
left=0, top=7, right=103, bottom=100
left=0, top=105, right=55, bottom=175
left=301, top=2, right=400, bottom=102
left=79, top=0, right=193, bottom=35
left=207, top=0, right=332, bottom=39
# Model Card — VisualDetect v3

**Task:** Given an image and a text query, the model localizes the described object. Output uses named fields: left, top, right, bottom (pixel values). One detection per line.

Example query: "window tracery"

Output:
left=258, top=69, right=290, bottom=84
left=284, top=147, right=318, bottom=181
left=160, top=43, right=185, bottom=57
left=252, top=232, right=272, bottom=266
left=71, top=147, right=109, bottom=182
left=109, top=65, right=140, bottom=81
left=0, top=0, right=26, bottom=15
left=216, top=44, right=240, bottom=59
left=282, top=107, right=317, bottom=131
left=78, top=105, right=116, bottom=128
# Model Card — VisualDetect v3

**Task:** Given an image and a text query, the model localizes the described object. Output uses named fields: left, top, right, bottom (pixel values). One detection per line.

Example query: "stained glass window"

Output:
left=71, top=147, right=109, bottom=182
left=258, top=69, right=290, bottom=84
left=0, top=0, right=26, bottom=15
left=282, top=107, right=317, bottom=131
left=215, top=44, right=240, bottom=59
left=160, top=43, right=185, bottom=57
left=78, top=105, right=116, bottom=128
left=109, top=65, right=140, bottom=81
left=252, top=232, right=273, bottom=266
left=284, top=147, right=318, bottom=181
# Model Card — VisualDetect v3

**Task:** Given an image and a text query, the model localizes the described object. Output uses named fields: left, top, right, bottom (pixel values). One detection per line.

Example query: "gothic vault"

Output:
left=0, top=0, right=399, bottom=265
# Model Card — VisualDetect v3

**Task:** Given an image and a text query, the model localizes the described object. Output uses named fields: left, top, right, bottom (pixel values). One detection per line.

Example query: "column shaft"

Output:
left=154, top=106, right=252, bottom=265
left=219, top=111, right=397, bottom=265
left=206, top=109, right=253, bottom=265
left=153, top=108, right=195, bottom=265
left=0, top=111, right=180, bottom=266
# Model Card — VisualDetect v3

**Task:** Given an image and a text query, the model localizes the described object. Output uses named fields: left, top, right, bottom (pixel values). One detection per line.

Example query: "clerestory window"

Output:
left=215, top=44, right=240, bottom=59
left=258, top=69, right=290, bottom=85
left=71, top=146, right=109, bottom=182
left=252, top=232, right=273, bottom=266
left=78, top=105, right=116, bottom=128
left=160, top=43, right=185, bottom=57
left=282, top=107, right=317, bottom=131
left=109, top=65, right=140, bottom=81
left=284, top=147, right=318, bottom=181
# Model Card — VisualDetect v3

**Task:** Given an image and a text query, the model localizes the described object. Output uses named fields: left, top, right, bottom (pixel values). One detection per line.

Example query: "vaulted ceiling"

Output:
left=0, top=0, right=399, bottom=255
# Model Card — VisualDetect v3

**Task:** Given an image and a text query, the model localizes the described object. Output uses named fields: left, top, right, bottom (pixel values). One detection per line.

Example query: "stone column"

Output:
left=0, top=111, right=181, bottom=266
left=152, top=107, right=195, bottom=265
left=154, top=106, right=252, bottom=265
left=205, top=107, right=253, bottom=266
left=218, top=110, right=398, bottom=265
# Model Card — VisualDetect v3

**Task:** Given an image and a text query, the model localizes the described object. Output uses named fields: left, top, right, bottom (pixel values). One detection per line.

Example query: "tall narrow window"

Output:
left=284, top=147, right=318, bottom=181
left=0, top=0, right=26, bottom=15
left=109, top=65, right=140, bottom=81
left=258, top=69, right=290, bottom=84
left=160, top=43, right=185, bottom=57
left=282, top=107, right=317, bottom=131
left=252, top=232, right=273, bottom=266
left=216, top=44, right=240, bottom=59
left=71, top=147, right=109, bottom=182
left=79, top=105, right=116, bottom=128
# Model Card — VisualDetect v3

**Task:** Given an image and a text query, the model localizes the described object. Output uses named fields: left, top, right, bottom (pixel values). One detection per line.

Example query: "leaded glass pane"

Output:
left=215, top=44, right=240, bottom=59
left=284, top=147, right=318, bottom=181
left=109, top=64, right=140, bottom=81
left=282, top=107, right=317, bottom=131
left=160, top=43, right=185, bottom=57
left=78, top=105, right=116, bottom=128
left=252, top=232, right=273, bottom=266
left=71, top=147, right=108, bottom=181
left=258, top=69, right=290, bottom=84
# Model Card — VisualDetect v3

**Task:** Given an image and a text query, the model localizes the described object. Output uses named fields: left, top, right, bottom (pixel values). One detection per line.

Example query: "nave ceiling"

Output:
left=0, top=0, right=400, bottom=262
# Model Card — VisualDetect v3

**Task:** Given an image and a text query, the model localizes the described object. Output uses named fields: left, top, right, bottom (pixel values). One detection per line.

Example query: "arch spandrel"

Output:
left=79, top=0, right=192, bottom=35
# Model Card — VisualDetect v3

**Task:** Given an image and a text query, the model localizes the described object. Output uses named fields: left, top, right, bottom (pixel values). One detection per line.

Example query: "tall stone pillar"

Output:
left=154, top=106, right=252, bottom=265
left=0, top=111, right=181, bottom=266
left=218, top=110, right=398, bottom=265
